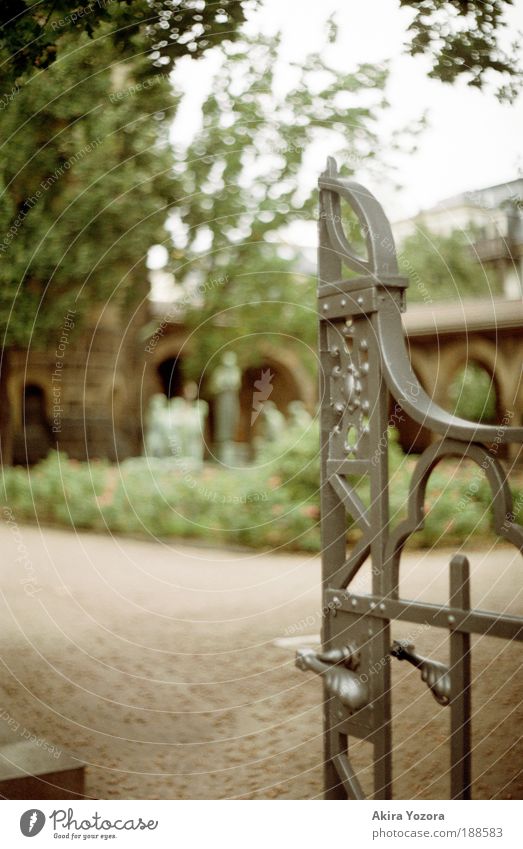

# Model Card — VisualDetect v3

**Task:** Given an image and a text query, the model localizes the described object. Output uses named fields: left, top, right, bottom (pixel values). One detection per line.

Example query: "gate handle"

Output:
left=296, top=646, right=368, bottom=714
left=390, top=640, right=451, bottom=706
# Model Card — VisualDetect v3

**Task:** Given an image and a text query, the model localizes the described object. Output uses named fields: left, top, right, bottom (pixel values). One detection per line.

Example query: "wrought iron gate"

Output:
left=296, top=158, right=523, bottom=800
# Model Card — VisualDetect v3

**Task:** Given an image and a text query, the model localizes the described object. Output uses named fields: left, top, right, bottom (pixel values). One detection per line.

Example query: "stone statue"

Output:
left=260, top=400, right=286, bottom=442
left=288, top=400, right=313, bottom=430
left=145, top=394, right=170, bottom=458
left=167, top=382, right=208, bottom=468
left=145, top=387, right=208, bottom=467
left=208, top=351, right=241, bottom=464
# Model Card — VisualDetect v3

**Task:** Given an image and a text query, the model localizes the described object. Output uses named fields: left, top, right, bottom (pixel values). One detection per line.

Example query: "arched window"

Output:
left=13, top=384, right=52, bottom=465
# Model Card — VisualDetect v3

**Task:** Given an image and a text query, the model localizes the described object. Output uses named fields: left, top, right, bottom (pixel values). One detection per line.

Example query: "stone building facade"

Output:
left=8, top=293, right=523, bottom=465
left=393, top=178, right=523, bottom=299
left=9, top=298, right=316, bottom=465
left=10, top=302, right=148, bottom=464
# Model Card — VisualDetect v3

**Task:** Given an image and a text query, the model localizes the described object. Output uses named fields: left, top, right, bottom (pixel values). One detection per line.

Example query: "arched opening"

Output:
left=149, top=356, right=212, bottom=461
left=13, top=384, right=52, bottom=465
left=157, top=356, right=184, bottom=399
left=448, top=361, right=499, bottom=424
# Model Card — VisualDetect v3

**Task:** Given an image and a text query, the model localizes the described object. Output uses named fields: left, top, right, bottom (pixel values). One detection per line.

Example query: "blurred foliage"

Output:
left=0, top=1, right=254, bottom=86
left=169, top=32, right=394, bottom=378
left=3, top=2, right=519, bottom=97
left=2, top=422, right=521, bottom=551
left=0, top=28, right=179, bottom=348
left=449, top=362, right=497, bottom=422
left=400, top=0, right=522, bottom=101
left=398, top=227, right=502, bottom=302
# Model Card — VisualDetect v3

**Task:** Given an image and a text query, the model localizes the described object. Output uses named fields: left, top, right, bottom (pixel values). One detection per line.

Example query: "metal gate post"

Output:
left=318, top=172, right=352, bottom=799
left=298, top=157, right=523, bottom=800
left=449, top=554, right=472, bottom=799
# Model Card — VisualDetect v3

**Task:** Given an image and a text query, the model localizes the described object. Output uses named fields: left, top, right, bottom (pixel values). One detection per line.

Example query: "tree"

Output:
left=0, top=1, right=254, bottom=85
left=2, top=2, right=518, bottom=98
left=167, top=33, right=393, bottom=379
left=0, top=26, right=178, bottom=463
left=398, top=227, right=503, bottom=302
left=400, top=0, right=522, bottom=101
left=2, top=1, right=518, bottom=466
left=0, top=2, right=253, bottom=465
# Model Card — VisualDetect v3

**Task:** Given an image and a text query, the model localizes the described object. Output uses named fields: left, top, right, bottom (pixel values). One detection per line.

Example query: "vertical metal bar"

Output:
left=318, top=184, right=348, bottom=799
left=449, top=553, right=472, bottom=800
left=368, top=311, right=392, bottom=799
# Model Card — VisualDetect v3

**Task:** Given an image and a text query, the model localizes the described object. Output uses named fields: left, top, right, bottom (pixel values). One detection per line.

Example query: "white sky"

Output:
left=161, top=0, right=523, bottom=261
left=248, top=0, right=523, bottom=221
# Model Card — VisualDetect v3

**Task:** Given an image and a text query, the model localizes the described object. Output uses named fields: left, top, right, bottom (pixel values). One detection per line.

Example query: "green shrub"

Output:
left=1, top=428, right=521, bottom=552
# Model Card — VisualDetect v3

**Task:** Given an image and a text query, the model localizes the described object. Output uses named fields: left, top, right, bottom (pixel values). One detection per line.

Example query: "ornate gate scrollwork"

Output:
left=296, top=157, right=523, bottom=800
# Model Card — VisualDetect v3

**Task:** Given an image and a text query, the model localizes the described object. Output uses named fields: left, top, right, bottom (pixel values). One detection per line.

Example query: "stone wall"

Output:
left=10, top=301, right=148, bottom=464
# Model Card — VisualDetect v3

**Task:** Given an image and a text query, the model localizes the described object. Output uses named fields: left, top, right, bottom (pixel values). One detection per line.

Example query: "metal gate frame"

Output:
left=297, top=157, right=523, bottom=800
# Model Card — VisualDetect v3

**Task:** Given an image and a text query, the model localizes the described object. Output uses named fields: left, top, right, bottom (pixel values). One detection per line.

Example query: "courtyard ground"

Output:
left=0, top=525, right=521, bottom=799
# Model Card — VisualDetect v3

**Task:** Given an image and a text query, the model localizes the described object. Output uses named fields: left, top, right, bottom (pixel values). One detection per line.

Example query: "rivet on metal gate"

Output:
left=360, top=339, right=368, bottom=351
left=351, top=598, right=357, bottom=608
left=448, top=615, right=456, bottom=624
left=369, top=601, right=375, bottom=609
left=341, top=299, right=346, bottom=307
left=357, top=296, right=364, bottom=305
left=323, top=303, right=329, bottom=311
left=361, top=363, right=369, bottom=374
left=379, top=603, right=386, bottom=612
left=368, top=627, right=373, bottom=636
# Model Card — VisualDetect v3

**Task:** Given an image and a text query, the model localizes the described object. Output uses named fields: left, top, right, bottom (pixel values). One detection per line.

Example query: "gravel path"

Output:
left=0, top=525, right=521, bottom=799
